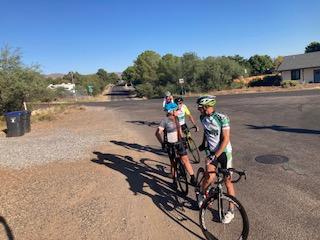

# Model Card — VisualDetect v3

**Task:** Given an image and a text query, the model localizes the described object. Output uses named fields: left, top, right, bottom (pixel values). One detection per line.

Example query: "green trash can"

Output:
left=21, top=111, right=31, bottom=133
left=4, top=111, right=25, bottom=137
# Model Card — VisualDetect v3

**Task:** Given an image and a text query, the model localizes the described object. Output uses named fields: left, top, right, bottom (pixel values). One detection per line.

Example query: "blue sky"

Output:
left=1, top=0, right=319, bottom=74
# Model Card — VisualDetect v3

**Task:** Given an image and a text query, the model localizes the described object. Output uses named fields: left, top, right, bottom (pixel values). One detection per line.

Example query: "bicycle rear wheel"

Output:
left=187, top=138, right=201, bottom=163
left=199, top=193, right=249, bottom=240
left=176, top=160, right=189, bottom=196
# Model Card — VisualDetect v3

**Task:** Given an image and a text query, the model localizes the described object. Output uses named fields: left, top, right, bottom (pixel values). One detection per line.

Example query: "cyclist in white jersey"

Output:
left=197, top=95, right=235, bottom=224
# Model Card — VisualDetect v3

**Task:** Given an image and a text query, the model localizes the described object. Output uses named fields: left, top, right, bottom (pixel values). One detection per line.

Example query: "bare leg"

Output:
left=181, top=155, right=194, bottom=176
left=201, top=163, right=216, bottom=194
left=225, top=176, right=235, bottom=209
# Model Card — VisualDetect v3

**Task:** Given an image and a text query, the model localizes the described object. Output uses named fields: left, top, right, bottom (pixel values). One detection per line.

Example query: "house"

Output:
left=278, top=51, right=320, bottom=83
left=47, top=83, right=75, bottom=93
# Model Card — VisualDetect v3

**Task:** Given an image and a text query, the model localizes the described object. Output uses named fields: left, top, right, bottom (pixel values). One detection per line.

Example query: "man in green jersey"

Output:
left=197, top=95, right=235, bottom=224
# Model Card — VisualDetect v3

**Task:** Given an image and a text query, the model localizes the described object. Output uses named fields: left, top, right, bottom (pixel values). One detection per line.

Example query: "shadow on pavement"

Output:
left=110, top=140, right=167, bottom=156
left=0, top=216, right=14, bottom=240
left=91, top=152, right=204, bottom=239
left=126, top=120, right=159, bottom=128
left=246, top=124, right=320, bottom=135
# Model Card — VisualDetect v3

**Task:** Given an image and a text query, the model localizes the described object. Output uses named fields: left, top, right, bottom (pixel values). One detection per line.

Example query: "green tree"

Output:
left=181, top=52, right=204, bottom=91
left=108, top=72, right=120, bottom=84
left=0, top=45, right=55, bottom=113
left=201, top=57, right=244, bottom=91
left=96, top=68, right=108, bottom=82
left=305, top=41, right=320, bottom=53
left=274, top=56, right=284, bottom=70
left=157, top=54, right=181, bottom=86
left=122, top=66, right=138, bottom=83
left=248, top=55, right=274, bottom=75
left=227, top=55, right=251, bottom=75
left=134, top=50, right=161, bottom=84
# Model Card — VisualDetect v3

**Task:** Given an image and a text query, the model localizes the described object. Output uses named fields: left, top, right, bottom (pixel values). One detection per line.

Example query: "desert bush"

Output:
left=230, top=81, right=247, bottom=89
left=135, top=83, right=155, bottom=98
left=281, top=80, right=298, bottom=88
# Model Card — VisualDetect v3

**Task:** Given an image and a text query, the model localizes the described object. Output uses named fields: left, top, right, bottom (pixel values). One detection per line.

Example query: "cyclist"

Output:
left=174, top=97, right=199, bottom=134
left=155, top=102, right=196, bottom=187
left=162, top=91, right=174, bottom=109
left=197, top=95, right=235, bottom=224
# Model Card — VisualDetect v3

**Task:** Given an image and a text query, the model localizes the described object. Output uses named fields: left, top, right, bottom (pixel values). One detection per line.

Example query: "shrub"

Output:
left=248, top=75, right=281, bottom=87
left=135, top=83, right=155, bottom=98
left=230, top=81, right=247, bottom=89
left=281, top=80, right=298, bottom=88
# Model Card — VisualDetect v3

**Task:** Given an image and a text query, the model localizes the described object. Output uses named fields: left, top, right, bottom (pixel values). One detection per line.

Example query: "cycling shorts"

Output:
left=167, top=141, right=187, bottom=158
left=208, top=151, right=233, bottom=169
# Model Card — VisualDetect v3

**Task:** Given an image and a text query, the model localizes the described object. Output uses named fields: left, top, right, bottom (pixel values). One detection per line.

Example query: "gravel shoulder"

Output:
left=0, top=106, right=202, bottom=240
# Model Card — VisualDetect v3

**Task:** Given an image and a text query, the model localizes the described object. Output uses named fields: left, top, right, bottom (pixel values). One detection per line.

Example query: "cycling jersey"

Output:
left=200, top=112, right=232, bottom=154
left=159, top=117, right=178, bottom=143
left=176, top=104, right=191, bottom=126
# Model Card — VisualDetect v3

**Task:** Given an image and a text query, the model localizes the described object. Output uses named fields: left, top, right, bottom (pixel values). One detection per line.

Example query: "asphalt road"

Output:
left=84, top=87, right=320, bottom=239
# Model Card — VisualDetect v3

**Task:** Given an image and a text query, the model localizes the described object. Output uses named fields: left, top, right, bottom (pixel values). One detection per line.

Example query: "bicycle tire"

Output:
left=196, top=167, right=205, bottom=187
left=187, top=137, right=201, bottom=164
left=199, top=193, right=249, bottom=240
left=176, top=160, right=189, bottom=196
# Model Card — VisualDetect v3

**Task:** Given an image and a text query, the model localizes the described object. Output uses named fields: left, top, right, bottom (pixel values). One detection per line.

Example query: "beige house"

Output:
left=278, top=51, right=320, bottom=83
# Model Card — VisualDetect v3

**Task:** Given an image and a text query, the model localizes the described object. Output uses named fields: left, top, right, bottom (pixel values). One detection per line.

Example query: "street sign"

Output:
left=179, top=78, right=184, bottom=84
left=87, top=85, right=94, bottom=95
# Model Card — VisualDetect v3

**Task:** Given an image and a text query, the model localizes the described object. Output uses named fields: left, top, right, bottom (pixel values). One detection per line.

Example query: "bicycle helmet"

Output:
left=197, top=95, right=216, bottom=107
left=174, top=97, right=183, bottom=104
left=164, top=102, right=178, bottom=113
left=165, top=91, right=171, bottom=97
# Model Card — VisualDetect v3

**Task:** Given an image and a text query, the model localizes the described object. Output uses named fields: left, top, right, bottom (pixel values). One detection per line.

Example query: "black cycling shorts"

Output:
left=167, top=141, right=187, bottom=158
left=209, top=152, right=229, bottom=169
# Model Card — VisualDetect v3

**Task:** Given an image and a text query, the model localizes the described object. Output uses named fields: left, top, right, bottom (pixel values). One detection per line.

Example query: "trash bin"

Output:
left=4, top=111, right=25, bottom=137
left=21, top=110, right=31, bottom=133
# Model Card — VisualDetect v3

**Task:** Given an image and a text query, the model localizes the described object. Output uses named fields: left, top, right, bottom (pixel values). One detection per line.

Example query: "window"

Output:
left=291, top=69, right=300, bottom=80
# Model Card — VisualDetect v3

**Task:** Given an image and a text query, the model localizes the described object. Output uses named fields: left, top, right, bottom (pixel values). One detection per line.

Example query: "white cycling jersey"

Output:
left=200, top=112, right=232, bottom=153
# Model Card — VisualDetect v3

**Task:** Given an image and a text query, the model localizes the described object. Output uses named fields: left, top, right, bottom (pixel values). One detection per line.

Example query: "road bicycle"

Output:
left=166, top=142, right=189, bottom=196
left=195, top=167, right=249, bottom=240
left=183, top=126, right=201, bottom=164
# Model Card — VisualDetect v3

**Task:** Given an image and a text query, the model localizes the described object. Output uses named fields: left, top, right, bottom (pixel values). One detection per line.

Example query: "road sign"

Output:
left=179, top=78, right=184, bottom=84
left=87, top=85, right=94, bottom=95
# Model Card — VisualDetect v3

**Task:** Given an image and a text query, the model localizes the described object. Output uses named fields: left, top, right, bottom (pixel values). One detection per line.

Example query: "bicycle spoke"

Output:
left=187, top=138, right=201, bottom=163
left=200, top=194, right=249, bottom=240
left=176, top=162, right=188, bottom=196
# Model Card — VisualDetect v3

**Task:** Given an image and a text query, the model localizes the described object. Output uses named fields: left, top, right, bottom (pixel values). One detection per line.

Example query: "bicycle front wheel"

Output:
left=176, top=160, right=189, bottom=196
left=196, top=167, right=205, bottom=188
left=187, top=138, right=201, bottom=163
left=199, top=193, right=249, bottom=240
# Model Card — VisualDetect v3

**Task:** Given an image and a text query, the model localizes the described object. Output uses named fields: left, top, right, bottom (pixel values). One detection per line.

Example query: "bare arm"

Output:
left=155, top=127, right=164, bottom=144
left=214, top=128, right=230, bottom=158
left=187, top=114, right=197, bottom=127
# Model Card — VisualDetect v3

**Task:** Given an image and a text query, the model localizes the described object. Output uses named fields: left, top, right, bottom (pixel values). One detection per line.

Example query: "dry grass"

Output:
left=31, top=105, right=86, bottom=123
left=0, top=116, right=5, bottom=130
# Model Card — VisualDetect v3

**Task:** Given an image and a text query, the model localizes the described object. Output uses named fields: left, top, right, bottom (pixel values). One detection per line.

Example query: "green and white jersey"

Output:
left=200, top=112, right=232, bottom=153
